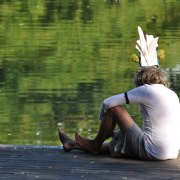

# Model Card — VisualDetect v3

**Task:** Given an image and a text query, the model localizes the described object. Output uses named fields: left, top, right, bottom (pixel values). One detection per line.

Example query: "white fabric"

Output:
left=99, top=84, right=180, bottom=160
left=136, top=26, right=159, bottom=66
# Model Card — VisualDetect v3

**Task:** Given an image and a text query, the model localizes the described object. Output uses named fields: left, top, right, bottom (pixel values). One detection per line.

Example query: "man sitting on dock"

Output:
left=58, top=27, right=180, bottom=160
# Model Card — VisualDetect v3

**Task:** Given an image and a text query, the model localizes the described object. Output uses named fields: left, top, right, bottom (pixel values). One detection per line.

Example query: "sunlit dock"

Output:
left=0, top=145, right=180, bottom=180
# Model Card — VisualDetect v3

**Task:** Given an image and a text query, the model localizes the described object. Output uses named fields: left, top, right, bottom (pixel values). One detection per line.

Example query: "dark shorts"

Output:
left=109, top=123, right=156, bottom=160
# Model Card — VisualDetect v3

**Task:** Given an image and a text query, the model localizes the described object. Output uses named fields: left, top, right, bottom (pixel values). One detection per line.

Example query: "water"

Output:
left=0, top=0, right=180, bottom=146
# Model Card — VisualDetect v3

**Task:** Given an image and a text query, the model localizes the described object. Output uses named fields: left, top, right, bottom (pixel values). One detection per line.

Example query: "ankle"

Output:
left=92, top=140, right=100, bottom=154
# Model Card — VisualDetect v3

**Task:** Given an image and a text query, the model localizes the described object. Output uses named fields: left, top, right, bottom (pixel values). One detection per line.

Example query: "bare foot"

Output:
left=58, top=127, right=77, bottom=152
left=75, top=133, right=99, bottom=155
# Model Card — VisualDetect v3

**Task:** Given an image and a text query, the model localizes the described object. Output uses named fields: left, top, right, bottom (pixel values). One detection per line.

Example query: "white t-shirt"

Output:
left=99, top=84, right=180, bottom=160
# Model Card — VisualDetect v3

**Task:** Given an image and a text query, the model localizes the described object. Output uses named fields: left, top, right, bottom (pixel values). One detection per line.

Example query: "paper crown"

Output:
left=136, top=26, right=159, bottom=67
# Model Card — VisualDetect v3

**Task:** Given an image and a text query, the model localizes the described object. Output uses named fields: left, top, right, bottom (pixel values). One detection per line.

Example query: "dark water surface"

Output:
left=0, top=0, right=180, bottom=146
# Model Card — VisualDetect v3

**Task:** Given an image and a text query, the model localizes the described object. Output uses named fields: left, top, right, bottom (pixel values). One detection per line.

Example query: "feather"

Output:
left=138, top=26, right=147, bottom=53
left=135, top=26, right=159, bottom=66
left=148, top=37, right=159, bottom=53
left=143, top=30, right=147, bottom=42
left=135, top=41, right=142, bottom=52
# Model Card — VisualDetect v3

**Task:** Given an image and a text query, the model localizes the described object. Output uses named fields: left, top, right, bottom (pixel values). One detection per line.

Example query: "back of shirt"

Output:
left=128, top=84, right=180, bottom=160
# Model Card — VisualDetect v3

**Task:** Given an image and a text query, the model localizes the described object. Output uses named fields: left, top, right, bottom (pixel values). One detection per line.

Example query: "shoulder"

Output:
left=145, top=84, right=179, bottom=103
left=128, top=84, right=148, bottom=94
left=127, top=85, right=148, bottom=100
left=136, top=84, right=170, bottom=92
left=127, top=84, right=173, bottom=98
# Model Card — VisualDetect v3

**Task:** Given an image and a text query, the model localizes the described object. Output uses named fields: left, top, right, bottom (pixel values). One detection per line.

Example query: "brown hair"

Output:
left=133, top=67, right=169, bottom=87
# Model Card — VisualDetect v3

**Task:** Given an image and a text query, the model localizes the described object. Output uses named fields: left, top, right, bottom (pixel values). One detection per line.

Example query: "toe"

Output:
left=58, top=127, right=61, bottom=132
left=75, top=132, right=79, bottom=139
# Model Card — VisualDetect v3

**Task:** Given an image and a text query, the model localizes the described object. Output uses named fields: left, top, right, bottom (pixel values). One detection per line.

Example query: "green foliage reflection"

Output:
left=0, top=0, right=180, bottom=145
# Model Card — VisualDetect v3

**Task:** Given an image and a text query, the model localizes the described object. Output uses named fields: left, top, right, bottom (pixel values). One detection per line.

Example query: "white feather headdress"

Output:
left=136, top=26, right=159, bottom=67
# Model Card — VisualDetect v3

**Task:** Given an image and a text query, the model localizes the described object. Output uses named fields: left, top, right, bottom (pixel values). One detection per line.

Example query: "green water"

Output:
left=0, top=0, right=180, bottom=146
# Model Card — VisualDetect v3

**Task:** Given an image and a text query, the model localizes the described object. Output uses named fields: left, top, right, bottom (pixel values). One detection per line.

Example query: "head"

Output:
left=133, top=66, right=169, bottom=87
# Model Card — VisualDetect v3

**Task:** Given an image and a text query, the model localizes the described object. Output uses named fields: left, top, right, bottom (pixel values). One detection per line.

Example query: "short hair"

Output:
left=133, top=66, right=169, bottom=88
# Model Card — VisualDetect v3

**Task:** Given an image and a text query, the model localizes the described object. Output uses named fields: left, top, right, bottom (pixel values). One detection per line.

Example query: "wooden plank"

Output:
left=0, top=145, right=180, bottom=179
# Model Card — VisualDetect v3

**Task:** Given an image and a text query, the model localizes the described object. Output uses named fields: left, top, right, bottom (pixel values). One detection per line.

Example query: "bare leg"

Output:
left=75, top=108, right=116, bottom=154
left=58, top=127, right=110, bottom=154
left=75, top=106, right=135, bottom=154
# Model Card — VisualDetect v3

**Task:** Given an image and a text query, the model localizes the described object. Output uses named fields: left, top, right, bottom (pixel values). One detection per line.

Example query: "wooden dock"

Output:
left=0, top=145, right=180, bottom=180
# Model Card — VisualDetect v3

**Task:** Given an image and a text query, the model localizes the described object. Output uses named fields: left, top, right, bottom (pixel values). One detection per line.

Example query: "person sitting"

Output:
left=58, top=27, right=180, bottom=160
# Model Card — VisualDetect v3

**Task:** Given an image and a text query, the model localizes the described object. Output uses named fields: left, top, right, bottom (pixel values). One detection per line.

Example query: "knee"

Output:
left=107, top=106, right=123, bottom=115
